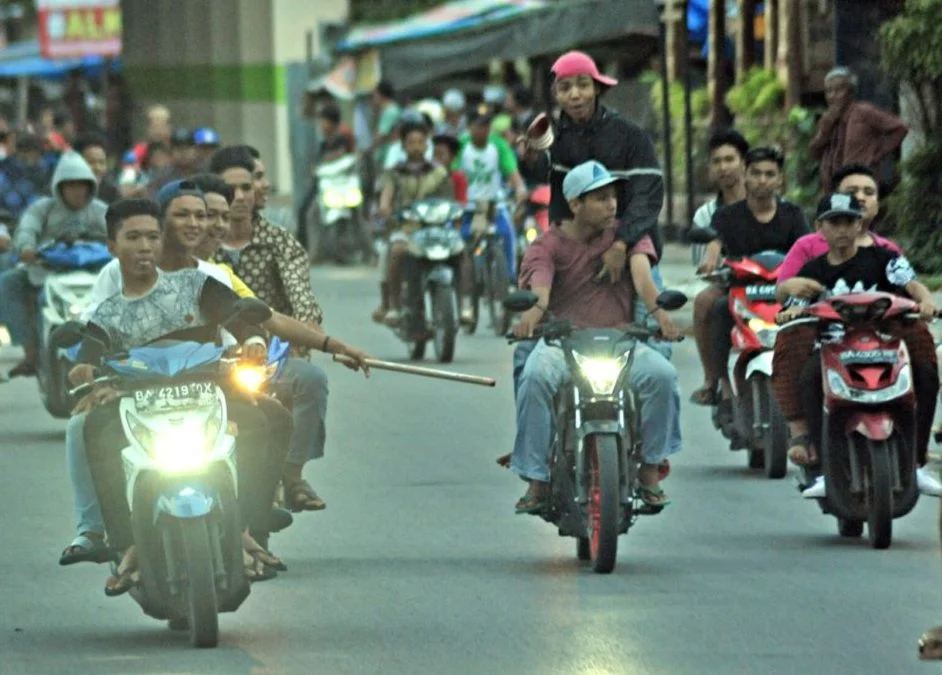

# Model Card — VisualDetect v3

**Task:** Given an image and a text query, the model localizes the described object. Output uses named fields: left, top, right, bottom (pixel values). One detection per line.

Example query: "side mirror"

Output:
left=656, top=290, right=688, bottom=312
left=687, top=227, right=718, bottom=245
left=225, top=298, right=273, bottom=326
left=503, top=289, right=539, bottom=313
left=50, top=321, right=88, bottom=349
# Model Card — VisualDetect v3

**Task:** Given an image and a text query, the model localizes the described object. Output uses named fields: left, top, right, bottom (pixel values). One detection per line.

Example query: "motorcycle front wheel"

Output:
left=586, top=434, right=620, bottom=574
left=179, top=518, right=219, bottom=647
left=866, top=437, right=895, bottom=549
left=431, top=285, right=458, bottom=363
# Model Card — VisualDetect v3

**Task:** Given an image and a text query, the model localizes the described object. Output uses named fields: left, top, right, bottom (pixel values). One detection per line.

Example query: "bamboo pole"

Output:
left=333, top=354, right=496, bottom=387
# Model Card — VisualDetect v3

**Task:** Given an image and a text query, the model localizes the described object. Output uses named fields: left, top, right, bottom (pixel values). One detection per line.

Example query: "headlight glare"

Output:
left=573, top=351, right=630, bottom=396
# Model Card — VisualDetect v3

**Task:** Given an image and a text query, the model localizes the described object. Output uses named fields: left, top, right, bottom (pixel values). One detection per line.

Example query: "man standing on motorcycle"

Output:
left=693, top=146, right=810, bottom=423
left=0, top=151, right=108, bottom=377
left=76, top=199, right=291, bottom=594
left=689, top=130, right=749, bottom=403
left=510, top=161, right=682, bottom=512
left=773, top=192, right=941, bottom=497
left=374, top=119, right=454, bottom=326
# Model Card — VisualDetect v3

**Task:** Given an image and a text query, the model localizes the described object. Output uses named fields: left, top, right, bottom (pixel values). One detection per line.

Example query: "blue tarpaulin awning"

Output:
left=0, top=40, right=119, bottom=78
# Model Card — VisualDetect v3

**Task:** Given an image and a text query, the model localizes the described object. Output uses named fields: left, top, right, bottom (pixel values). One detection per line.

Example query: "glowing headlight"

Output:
left=525, top=227, right=539, bottom=243
left=342, top=187, right=363, bottom=207
left=232, top=365, right=267, bottom=393
left=572, top=351, right=630, bottom=396
left=152, top=426, right=213, bottom=474
left=747, top=318, right=780, bottom=348
left=425, top=245, right=450, bottom=260
left=322, top=188, right=357, bottom=210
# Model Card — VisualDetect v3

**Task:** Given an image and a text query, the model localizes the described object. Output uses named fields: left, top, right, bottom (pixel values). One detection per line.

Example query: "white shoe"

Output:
left=918, top=467, right=942, bottom=497
left=801, top=476, right=826, bottom=499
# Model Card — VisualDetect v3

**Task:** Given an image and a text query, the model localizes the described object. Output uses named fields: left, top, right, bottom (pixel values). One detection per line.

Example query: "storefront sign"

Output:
left=37, top=0, right=122, bottom=59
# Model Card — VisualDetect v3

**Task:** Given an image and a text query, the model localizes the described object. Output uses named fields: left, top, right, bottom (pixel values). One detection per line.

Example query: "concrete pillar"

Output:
left=122, top=0, right=349, bottom=196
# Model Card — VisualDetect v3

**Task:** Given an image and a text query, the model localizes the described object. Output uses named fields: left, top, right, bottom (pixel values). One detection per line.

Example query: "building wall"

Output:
left=121, top=0, right=349, bottom=195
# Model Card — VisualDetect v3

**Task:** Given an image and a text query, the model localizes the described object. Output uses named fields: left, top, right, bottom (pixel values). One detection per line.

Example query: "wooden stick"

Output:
left=332, top=354, right=496, bottom=387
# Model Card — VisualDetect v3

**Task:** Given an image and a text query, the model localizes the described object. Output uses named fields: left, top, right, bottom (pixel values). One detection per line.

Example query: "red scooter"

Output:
left=698, top=250, right=789, bottom=478
left=796, top=291, right=922, bottom=549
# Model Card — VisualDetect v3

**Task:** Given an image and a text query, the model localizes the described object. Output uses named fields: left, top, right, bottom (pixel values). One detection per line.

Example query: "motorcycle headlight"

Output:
left=747, top=318, right=780, bottom=348
left=525, top=227, right=539, bottom=243
left=231, top=363, right=276, bottom=393
left=342, top=186, right=363, bottom=208
left=126, top=401, right=223, bottom=474
left=425, top=245, right=450, bottom=261
left=322, top=190, right=346, bottom=209
left=50, top=290, right=83, bottom=320
left=572, top=351, right=630, bottom=396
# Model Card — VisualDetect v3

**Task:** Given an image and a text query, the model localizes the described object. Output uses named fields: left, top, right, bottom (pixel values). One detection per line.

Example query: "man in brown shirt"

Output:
left=810, top=67, right=909, bottom=191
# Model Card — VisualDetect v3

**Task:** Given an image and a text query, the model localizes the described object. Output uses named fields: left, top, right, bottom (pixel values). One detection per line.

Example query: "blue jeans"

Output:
left=268, top=357, right=329, bottom=466
left=0, top=267, right=38, bottom=353
left=66, top=412, right=104, bottom=535
left=634, top=264, right=672, bottom=360
left=460, top=206, right=517, bottom=282
left=511, top=339, right=683, bottom=483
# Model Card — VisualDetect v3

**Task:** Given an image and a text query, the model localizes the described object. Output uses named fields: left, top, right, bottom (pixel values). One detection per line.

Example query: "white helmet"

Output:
left=415, top=98, right=445, bottom=126
left=442, top=89, right=466, bottom=112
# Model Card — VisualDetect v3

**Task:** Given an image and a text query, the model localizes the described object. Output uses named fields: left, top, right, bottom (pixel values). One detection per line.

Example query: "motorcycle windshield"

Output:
left=104, top=341, right=226, bottom=379
left=38, top=241, right=112, bottom=270
left=564, top=328, right=634, bottom=358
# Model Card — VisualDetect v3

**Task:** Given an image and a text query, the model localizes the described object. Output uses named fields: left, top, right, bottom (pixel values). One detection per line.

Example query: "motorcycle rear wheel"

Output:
left=587, top=434, right=620, bottom=574
left=485, top=245, right=510, bottom=337
left=431, top=285, right=457, bottom=364
left=179, top=519, right=219, bottom=648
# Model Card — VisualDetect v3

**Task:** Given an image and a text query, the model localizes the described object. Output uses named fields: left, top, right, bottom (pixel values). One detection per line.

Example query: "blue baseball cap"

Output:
left=154, top=179, right=204, bottom=215
left=193, top=127, right=220, bottom=146
left=562, top=160, right=624, bottom=200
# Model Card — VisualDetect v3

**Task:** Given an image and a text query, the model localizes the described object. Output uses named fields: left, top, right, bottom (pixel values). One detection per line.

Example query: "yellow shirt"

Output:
left=213, top=262, right=256, bottom=299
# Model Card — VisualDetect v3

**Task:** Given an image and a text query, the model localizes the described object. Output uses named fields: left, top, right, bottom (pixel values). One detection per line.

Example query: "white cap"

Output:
left=442, top=89, right=466, bottom=112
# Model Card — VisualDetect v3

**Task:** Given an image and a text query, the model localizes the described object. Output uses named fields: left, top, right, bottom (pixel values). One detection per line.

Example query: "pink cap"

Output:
left=551, top=51, right=617, bottom=87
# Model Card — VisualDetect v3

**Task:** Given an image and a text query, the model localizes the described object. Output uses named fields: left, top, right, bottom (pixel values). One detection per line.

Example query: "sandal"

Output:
left=496, top=453, right=511, bottom=468
left=59, top=532, right=113, bottom=566
left=104, top=547, right=138, bottom=597
left=8, top=361, right=37, bottom=378
left=243, top=550, right=278, bottom=582
left=787, top=434, right=817, bottom=466
left=689, top=385, right=718, bottom=406
left=637, top=484, right=671, bottom=508
left=919, top=627, right=942, bottom=660
left=284, top=479, right=326, bottom=512
left=243, top=531, right=287, bottom=573
left=514, top=494, right=546, bottom=514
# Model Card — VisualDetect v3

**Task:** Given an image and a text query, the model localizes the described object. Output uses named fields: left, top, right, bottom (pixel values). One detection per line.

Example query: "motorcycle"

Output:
left=793, top=291, right=925, bottom=549
left=392, top=198, right=466, bottom=363
left=51, top=298, right=285, bottom=647
left=313, top=154, right=369, bottom=265
left=36, top=237, right=112, bottom=418
left=688, top=227, right=788, bottom=478
left=464, top=199, right=513, bottom=337
left=504, top=288, right=687, bottom=573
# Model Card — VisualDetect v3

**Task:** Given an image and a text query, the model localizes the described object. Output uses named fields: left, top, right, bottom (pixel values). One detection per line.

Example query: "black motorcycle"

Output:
left=392, top=198, right=466, bottom=363
left=504, top=289, right=687, bottom=573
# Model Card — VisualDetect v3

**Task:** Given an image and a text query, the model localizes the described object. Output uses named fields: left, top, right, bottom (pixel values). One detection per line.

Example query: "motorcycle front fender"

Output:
left=155, top=485, right=217, bottom=521
left=744, top=351, right=774, bottom=379
left=845, top=411, right=894, bottom=441
left=425, top=264, right=454, bottom=287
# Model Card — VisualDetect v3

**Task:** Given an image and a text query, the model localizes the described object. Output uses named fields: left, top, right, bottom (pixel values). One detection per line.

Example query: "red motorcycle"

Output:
left=797, top=291, right=922, bottom=549
left=515, top=184, right=550, bottom=270
left=698, top=250, right=789, bottom=478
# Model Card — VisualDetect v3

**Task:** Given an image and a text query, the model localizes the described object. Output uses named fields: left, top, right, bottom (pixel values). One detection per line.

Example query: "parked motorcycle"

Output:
left=313, top=154, right=370, bottom=264
left=504, top=288, right=687, bottom=573
left=392, top=198, right=466, bottom=363
left=688, top=227, right=788, bottom=478
left=51, top=298, right=285, bottom=647
left=36, top=238, right=112, bottom=418
left=793, top=291, right=925, bottom=549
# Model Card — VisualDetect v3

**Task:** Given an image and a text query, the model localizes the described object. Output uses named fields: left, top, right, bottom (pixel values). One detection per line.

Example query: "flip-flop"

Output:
left=59, top=533, right=113, bottom=566
left=514, top=494, right=546, bottom=515
left=284, top=479, right=327, bottom=512
left=689, top=386, right=719, bottom=406
left=243, top=551, right=278, bottom=582
left=637, top=484, right=671, bottom=508
left=104, top=551, right=138, bottom=597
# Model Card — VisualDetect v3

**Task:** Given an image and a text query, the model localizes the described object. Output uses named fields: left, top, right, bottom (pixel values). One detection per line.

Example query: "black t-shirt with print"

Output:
left=712, top=199, right=811, bottom=257
left=795, top=245, right=917, bottom=298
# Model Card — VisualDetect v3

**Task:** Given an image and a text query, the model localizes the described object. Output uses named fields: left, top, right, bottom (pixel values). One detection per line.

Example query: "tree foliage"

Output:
left=879, top=0, right=942, bottom=272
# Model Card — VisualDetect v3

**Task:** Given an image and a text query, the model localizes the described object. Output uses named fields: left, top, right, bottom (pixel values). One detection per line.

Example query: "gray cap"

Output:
left=562, top=160, right=623, bottom=200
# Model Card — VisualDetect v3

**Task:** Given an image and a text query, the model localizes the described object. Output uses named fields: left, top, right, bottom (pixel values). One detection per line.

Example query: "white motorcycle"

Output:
left=313, top=154, right=370, bottom=264
left=52, top=300, right=287, bottom=648
left=36, top=238, right=112, bottom=418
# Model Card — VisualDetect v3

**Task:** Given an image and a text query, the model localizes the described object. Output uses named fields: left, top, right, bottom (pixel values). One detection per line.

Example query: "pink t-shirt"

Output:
left=778, top=231, right=902, bottom=282
left=519, top=228, right=657, bottom=329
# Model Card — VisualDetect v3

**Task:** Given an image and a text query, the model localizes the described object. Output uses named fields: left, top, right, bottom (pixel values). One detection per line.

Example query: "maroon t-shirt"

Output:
left=519, top=227, right=657, bottom=328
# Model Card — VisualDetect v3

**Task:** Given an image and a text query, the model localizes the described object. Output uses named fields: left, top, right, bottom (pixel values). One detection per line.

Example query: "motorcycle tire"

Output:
left=463, top=275, right=480, bottom=336
left=179, top=518, right=220, bottom=648
left=586, top=434, right=620, bottom=574
left=763, top=382, right=788, bottom=479
left=39, top=352, right=73, bottom=419
left=485, top=245, right=510, bottom=337
left=867, top=438, right=895, bottom=550
left=431, top=285, right=458, bottom=364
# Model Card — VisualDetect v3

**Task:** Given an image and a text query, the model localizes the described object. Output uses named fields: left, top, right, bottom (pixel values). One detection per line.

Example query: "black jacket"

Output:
left=528, top=105, right=664, bottom=257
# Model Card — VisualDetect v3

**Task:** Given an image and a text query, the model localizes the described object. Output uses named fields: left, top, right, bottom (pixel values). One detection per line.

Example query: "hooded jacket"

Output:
left=13, top=151, right=108, bottom=255
left=529, top=105, right=665, bottom=257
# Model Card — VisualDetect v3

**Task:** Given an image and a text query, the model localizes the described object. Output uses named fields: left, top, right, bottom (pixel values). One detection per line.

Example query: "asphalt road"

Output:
left=1, top=259, right=941, bottom=675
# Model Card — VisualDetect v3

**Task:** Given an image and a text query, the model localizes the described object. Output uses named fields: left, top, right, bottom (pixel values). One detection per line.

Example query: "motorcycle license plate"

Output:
left=133, top=382, right=216, bottom=413
left=745, top=284, right=777, bottom=301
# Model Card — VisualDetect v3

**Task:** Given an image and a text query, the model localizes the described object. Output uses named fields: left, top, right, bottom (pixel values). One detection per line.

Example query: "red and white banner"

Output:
left=36, top=0, right=122, bottom=59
